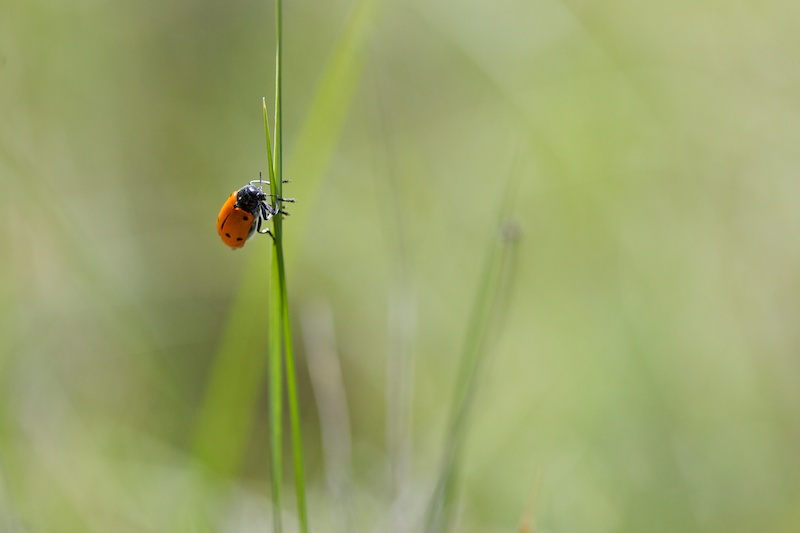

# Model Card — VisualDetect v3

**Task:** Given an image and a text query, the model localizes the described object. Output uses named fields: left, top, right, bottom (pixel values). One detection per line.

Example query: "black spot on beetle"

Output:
left=243, top=216, right=249, bottom=221
left=225, top=233, right=231, bottom=238
left=236, top=237, right=243, bottom=241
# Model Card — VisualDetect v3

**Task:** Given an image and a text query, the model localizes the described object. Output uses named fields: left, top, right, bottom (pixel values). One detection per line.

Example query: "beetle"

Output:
left=216, top=175, right=293, bottom=249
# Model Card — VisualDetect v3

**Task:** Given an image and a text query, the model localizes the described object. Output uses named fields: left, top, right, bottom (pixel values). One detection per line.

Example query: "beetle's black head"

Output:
left=235, top=185, right=266, bottom=214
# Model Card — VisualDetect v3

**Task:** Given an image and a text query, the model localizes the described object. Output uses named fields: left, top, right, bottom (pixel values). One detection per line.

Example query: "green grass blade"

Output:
left=265, top=96, right=285, bottom=533
left=264, top=97, right=277, bottom=187
left=269, top=2, right=308, bottom=531
left=268, top=245, right=284, bottom=533
left=424, top=164, right=521, bottom=533
left=272, top=0, right=282, bottom=202
left=193, top=0, right=379, bottom=519
left=282, top=264, right=308, bottom=533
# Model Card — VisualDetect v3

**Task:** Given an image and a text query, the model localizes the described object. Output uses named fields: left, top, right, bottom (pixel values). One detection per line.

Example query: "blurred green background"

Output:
left=3, top=0, right=800, bottom=531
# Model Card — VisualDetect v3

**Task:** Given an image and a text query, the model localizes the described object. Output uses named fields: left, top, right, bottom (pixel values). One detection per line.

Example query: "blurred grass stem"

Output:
left=424, top=165, right=520, bottom=533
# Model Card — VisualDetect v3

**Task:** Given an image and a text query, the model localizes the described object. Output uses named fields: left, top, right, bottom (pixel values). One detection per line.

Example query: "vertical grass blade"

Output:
left=272, top=0, right=282, bottom=200
left=282, top=274, right=308, bottom=533
left=197, top=2, right=382, bottom=459
left=267, top=1, right=308, bottom=531
left=424, top=164, right=521, bottom=533
left=264, top=98, right=284, bottom=533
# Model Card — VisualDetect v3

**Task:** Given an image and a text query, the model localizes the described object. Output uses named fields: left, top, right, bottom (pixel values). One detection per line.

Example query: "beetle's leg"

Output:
left=256, top=204, right=278, bottom=237
left=260, top=215, right=275, bottom=239
left=256, top=214, right=274, bottom=239
left=261, top=202, right=278, bottom=218
left=272, top=199, right=293, bottom=217
left=262, top=196, right=294, bottom=218
left=256, top=213, right=271, bottom=234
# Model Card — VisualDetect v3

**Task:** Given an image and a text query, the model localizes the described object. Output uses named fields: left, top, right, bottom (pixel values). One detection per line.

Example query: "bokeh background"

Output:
left=3, top=0, right=800, bottom=531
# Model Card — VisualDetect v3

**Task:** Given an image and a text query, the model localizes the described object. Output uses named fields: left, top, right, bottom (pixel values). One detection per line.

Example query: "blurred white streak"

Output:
left=299, top=301, right=353, bottom=533
left=368, top=37, right=421, bottom=531
left=384, top=285, right=418, bottom=533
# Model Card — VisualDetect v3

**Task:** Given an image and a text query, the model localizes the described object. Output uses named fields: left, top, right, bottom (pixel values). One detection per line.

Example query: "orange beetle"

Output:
left=217, top=177, right=294, bottom=249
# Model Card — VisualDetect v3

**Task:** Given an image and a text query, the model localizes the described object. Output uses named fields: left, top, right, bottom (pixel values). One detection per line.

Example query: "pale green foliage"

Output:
left=2, top=1, right=800, bottom=532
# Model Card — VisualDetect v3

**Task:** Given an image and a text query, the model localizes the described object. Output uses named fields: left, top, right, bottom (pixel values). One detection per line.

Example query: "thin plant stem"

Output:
left=424, top=162, right=521, bottom=533
left=283, top=278, right=308, bottom=533
left=266, top=1, right=308, bottom=530
left=264, top=98, right=284, bottom=533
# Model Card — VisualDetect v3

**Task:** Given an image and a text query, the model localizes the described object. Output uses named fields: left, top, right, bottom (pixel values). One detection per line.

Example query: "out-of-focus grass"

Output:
left=3, top=0, right=800, bottom=531
left=425, top=164, right=521, bottom=533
